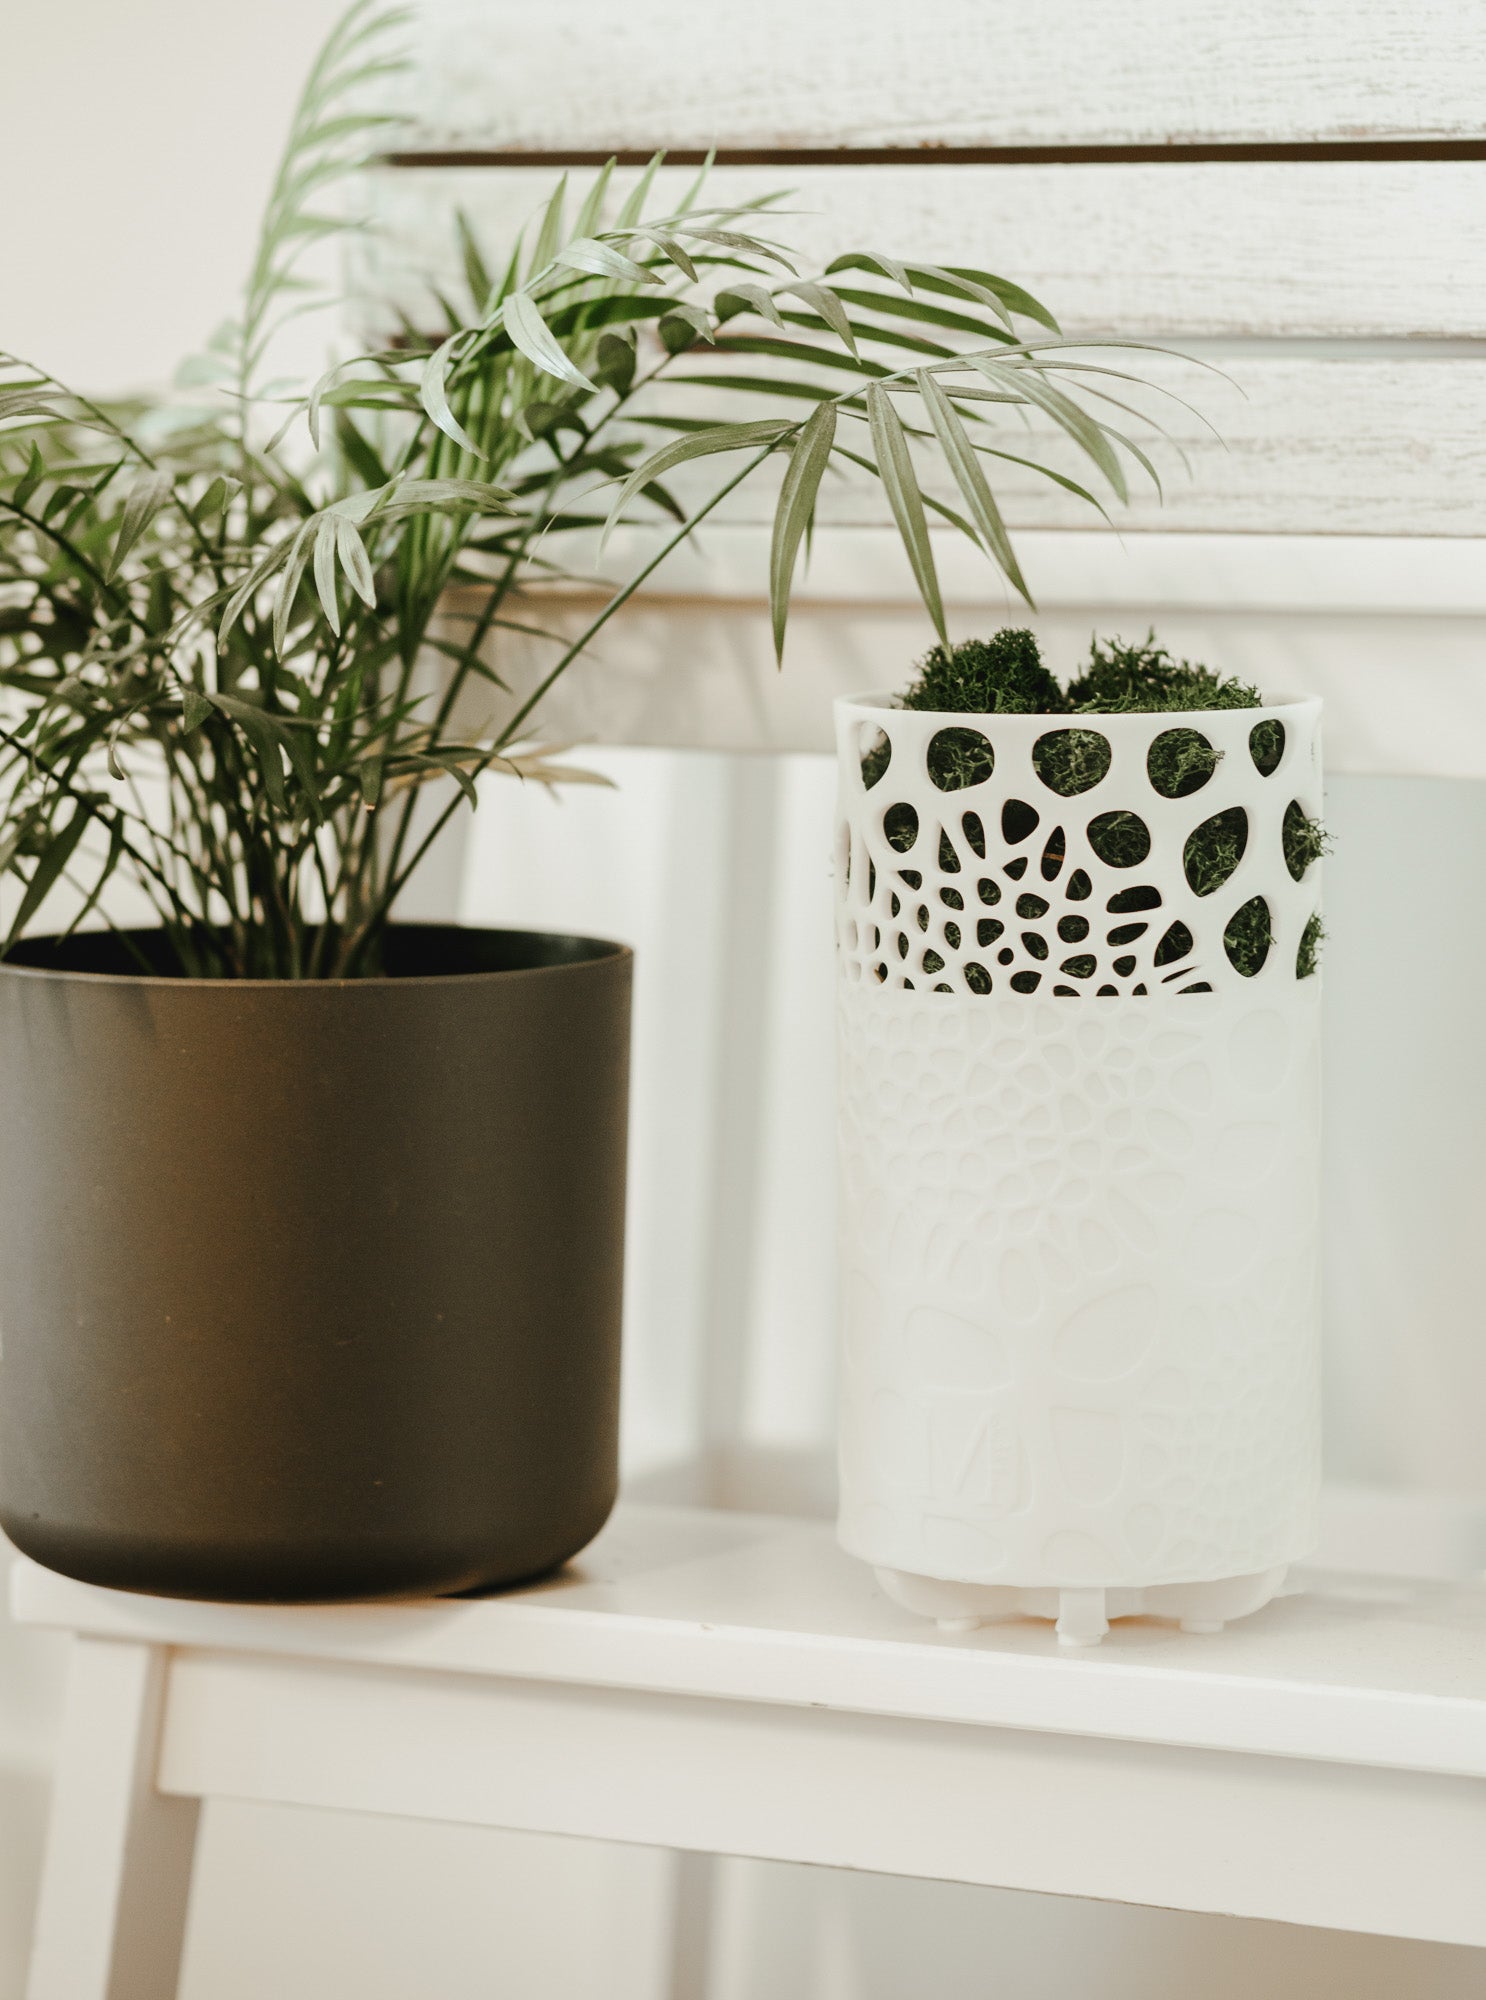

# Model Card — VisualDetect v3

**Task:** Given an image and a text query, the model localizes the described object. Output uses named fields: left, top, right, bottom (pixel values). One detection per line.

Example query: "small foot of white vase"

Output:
left=876, top=1562, right=1290, bottom=1647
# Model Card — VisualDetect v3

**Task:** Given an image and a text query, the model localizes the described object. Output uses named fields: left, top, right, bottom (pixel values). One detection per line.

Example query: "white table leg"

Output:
left=666, top=1848, right=719, bottom=2000
left=26, top=1634, right=199, bottom=2000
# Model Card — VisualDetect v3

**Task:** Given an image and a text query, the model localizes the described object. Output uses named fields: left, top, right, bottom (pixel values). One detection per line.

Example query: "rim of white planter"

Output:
left=834, top=690, right=1322, bottom=999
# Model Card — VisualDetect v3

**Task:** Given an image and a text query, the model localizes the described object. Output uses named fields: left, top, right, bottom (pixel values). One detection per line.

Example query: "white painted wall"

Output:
left=0, top=0, right=350, bottom=397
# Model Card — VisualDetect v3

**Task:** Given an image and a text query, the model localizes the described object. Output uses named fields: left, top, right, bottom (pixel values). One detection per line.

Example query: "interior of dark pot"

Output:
left=2, top=923, right=625, bottom=980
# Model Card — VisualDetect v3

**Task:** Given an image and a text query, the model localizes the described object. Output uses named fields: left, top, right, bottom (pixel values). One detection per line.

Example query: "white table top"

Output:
left=14, top=1503, right=1486, bottom=1781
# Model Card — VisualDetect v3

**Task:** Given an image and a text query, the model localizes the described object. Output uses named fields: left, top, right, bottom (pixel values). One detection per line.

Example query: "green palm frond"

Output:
left=0, top=2, right=1200, bottom=978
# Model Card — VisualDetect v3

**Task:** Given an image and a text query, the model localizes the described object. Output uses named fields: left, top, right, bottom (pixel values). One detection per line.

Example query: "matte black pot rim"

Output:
left=0, top=923, right=631, bottom=991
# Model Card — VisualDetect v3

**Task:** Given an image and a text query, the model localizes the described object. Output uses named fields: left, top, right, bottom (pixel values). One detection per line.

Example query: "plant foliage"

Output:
left=0, top=3, right=1189, bottom=977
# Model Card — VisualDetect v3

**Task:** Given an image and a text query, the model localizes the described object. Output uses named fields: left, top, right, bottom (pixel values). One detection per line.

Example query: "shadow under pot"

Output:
left=0, top=923, right=631, bottom=1604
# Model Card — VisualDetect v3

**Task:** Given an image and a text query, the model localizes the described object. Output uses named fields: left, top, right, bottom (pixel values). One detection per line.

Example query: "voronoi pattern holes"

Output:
left=1224, top=896, right=1272, bottom=977
left=1108, top=884, right=1161, bottom=914
left=928, top=727, right=995, bottom=792
left=1088, top=811, right=1152, bottom=868
left=1250, top=719, right=1285, bottom=776
left=884, top=802, right=918, bottom=852
left=1033, top=728, right=1112, bottom=797
left=1283, top=799, right=1325, bottom=881
left=1153, top=920, right=1194, bottom=968
left=859, top=726, right=891, bottom=789
left=1147, top=728, right=1217, bottom=799
left=1002, top=799, right=1040, bottom=843
left=836, top=700, right=1319, bottom=999
left=1185, top=807, right=1248, bottom=896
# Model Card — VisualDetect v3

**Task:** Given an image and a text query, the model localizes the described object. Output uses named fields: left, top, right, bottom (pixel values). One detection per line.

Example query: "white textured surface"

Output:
left=363, top=161, right=1486, bottom=339
left=687, top=357, right=1486, bottom=536
left=834, top=698, right=1323, bottom=1601
left=407, top=0, right=1486, bottom=147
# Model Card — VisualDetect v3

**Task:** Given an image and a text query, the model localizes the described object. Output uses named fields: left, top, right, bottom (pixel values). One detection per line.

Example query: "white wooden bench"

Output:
left=13, top=1504, right=1486, bottom=1996
left=16, top=2, right=1486, bottom=1991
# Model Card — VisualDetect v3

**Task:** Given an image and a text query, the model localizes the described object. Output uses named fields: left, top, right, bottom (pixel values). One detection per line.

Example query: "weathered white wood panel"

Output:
left=647, top=356, right=1486, bottom=536
left=385, top=347, right=1482, bottom=538
left=365, top=2, right=1486, bottom=772
left=407, top=0, right=1486, bottom=150
left=363, top=161, right=1486, bottom=339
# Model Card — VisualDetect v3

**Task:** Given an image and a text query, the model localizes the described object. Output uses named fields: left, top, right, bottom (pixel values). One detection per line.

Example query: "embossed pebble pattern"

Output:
left=833, top=695, right=1323, bottom=1603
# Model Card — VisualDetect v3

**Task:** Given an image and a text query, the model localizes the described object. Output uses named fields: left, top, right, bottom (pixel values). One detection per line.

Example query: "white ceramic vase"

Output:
left=833, top=692, right=1324, bottom=1645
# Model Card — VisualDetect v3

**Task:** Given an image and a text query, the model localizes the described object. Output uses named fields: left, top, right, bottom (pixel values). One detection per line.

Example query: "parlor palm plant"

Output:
left=0, top=2, right=1188, bottom=979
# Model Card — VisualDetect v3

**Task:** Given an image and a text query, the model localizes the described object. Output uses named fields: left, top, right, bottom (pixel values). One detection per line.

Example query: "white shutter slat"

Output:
left=361, top=160, right=1486, bottom=341
left=407, top=0, right=1486, bottom=152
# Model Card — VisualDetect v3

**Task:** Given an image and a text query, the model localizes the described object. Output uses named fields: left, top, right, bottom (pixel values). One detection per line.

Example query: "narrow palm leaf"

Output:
left=865, top=382, right=945, bottom=643
left=600, top=419, right=792, bottom=550
left=105, top=469, right=173, bottom=582
left=915, top=370, right=1031, bottom=604
left=5, top=800, right=91, bottom=948
left=768, top=400, right=837, bottom=662
left=504, top=293, right=592, bottom=389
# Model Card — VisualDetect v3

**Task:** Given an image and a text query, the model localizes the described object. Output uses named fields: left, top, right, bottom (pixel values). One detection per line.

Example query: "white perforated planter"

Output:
left=834, top=692, right=1323, bottom=1646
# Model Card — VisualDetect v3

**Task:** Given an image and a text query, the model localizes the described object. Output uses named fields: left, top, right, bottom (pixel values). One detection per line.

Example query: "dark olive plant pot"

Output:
left=0, top=924, right=630, bottom=1604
